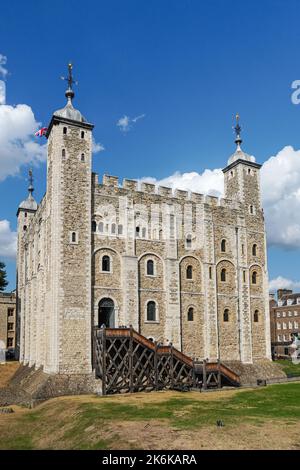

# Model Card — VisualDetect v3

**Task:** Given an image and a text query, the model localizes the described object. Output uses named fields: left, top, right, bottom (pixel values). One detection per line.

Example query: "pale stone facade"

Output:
left=0, top=292, right=16, bottom=350
left=16, top=79, right=271, bottom=381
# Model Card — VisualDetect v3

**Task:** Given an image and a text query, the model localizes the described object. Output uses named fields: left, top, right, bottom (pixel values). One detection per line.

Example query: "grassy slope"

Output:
left=0, top=382, right=300, bottom=450
left=276, top=360, right=300, bottom=377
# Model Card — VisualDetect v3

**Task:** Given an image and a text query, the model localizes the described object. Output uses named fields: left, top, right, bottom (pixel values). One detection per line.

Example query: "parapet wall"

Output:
left=92, top=173, right=241, bottom=210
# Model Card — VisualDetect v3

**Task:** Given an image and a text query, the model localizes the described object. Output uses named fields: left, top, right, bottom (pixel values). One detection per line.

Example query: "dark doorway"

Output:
left=98, top=298, right=115, bottom=327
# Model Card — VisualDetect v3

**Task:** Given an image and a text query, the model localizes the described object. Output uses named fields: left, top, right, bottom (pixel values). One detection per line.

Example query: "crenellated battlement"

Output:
left=92, top=173, right=241, bottom=210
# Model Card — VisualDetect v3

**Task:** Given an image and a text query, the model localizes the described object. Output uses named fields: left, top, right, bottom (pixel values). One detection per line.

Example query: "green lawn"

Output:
left=276, top=360, right=300, bottom=377
left=0, top=382, right=300, bottom=450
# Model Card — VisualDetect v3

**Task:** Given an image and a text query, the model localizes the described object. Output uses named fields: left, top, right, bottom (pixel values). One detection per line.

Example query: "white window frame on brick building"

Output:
left=277, top=322, right=281, bottom=330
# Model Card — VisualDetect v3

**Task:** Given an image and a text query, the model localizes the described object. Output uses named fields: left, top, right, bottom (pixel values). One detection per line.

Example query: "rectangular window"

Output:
left=277, top=312, right=280, bottom=318
left=7, top=323, right=14, bottom=331
left=277, top=335, right=282, bottom=342
left=282, top=322, right=287, bottom=330
left=277, top=322, right=281, bottom=330
left=7, top=338, right=13, bottom=347
left=7, top=308, right=14, bottom=317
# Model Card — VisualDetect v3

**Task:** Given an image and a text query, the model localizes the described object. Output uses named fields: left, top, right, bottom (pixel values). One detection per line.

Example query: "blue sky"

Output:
left=1, top=0, right=300, bottom=291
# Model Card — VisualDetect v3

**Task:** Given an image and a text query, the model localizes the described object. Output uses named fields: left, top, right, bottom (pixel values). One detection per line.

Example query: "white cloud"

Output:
left=0, top=220, right=17, bottom=259
left=0, top=54, right=8, bottom=79
left=269, top=276, right=300, bottom=292
left=117, top=114, right=145, bottom=133
left=140, top=145, right=300, bottom=250
left=0, top=103, right=47, bottom=181
left=141, top=169, right=223, bottom=197
left=261, top=146, right=300, bottom=249
left=0, top=81, right=6, bottom=105
left=92, top=137, right=105, bottom=153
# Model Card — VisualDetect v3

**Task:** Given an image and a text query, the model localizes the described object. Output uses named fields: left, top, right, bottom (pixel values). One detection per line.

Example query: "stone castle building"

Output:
left=16, top=65, right=271, bottom=391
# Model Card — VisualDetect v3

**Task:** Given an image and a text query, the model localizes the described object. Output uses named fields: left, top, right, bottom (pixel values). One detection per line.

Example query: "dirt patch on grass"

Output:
left=0, top=362, right=19, bottom=388
left=106, top=419, right=300, bottom=450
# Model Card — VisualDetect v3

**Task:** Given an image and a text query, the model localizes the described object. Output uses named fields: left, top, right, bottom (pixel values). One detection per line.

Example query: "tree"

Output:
left=0, top=262, right=8, bottom=292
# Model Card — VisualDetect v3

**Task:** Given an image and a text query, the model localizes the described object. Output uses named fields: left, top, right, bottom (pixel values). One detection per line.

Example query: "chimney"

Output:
left=277, top=289, right=293, bottom=300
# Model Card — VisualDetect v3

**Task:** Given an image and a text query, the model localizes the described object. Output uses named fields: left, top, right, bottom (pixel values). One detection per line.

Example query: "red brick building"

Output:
left=270, top=289, right=300, bottom=358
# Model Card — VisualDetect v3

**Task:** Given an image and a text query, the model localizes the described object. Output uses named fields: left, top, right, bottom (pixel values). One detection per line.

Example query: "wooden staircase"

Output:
left=93, top=327, right=240, bottom=395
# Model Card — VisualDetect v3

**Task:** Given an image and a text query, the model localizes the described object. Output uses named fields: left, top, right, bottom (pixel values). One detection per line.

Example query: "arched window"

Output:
left=118, top=224, right=123, bottom=235
left=252, top=244, right=257, bottom=256
left=188, top=307, right=194, bottom=321
left=147, top=301, right=156, bottom=321
left=92, top=221, right=97, bottom=232
left=81, top=131, right=85, bottom=139
left=221, top=268, right=226, bottom=282
left=62, top=148, right=65, bottom=157
left=252, top=271, right=257, bottom=284
left=71, top=232, right=77, bottom=243
left=186, top=234, right=192, bottom=249
left=135, top=226, right=140, bottom=237
left=223, top=309, right=229, bottom=322
left=102, top=255, right=110, bottom=272
left=254, top=310, right=259, bottom=323
left=186, top=265, right=193, bottom=280
left=81, top=153, right=85, bottom=162
left=63, top=126, right=67, bottom=135
left=99, top=222, right=104, bottom=233
left=147, top=259, right=154, bottom=276
left=111, top=223, right=116, bottom=234
left=221, top=239, right=226, bottom=252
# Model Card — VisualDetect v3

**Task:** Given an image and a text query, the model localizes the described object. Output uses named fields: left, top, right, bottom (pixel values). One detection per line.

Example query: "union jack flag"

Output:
left=34, top=127, right=48, bottom=137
